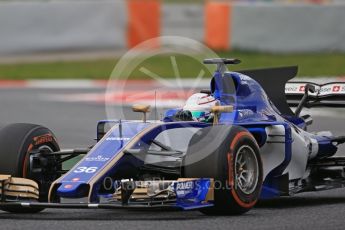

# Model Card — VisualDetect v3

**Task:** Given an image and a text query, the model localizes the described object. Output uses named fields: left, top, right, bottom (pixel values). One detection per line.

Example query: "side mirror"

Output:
left=295, top=83, right=317, bottom=117
left=132, top=104, right=151, bottom=122
left=211, top=105, right=233, bottom=125
left=96, top=120, right=118, bottom=141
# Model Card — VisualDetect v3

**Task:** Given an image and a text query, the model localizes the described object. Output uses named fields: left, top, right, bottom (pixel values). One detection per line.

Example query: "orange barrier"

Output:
left=205, top=1, right=231, bottom=50
left=127, top=0, right=161, bottom=49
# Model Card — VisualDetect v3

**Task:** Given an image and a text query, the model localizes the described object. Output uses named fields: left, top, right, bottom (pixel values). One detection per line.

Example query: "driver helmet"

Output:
left=183, top=93, right=218, bottom=122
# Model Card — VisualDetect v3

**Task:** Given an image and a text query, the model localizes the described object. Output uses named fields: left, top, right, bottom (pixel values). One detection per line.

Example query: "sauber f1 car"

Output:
left=1, top=58, right=345, bottom=215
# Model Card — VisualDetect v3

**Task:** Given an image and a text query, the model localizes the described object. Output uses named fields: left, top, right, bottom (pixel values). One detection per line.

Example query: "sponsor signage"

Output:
left=285, top=83, right=345, bottom=96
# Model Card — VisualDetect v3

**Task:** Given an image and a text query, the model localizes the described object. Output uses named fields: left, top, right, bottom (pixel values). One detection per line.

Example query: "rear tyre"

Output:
left=0, top=123, right=60, bottom=213
left=183, top=125, right=262, bottom=215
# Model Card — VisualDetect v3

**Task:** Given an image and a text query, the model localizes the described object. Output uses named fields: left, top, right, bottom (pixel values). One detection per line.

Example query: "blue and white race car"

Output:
left=1, top=58, right=345, bottom=215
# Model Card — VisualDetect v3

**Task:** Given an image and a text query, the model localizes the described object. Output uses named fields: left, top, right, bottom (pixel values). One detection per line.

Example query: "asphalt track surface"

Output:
left=1, top=88, right=345, bottom=230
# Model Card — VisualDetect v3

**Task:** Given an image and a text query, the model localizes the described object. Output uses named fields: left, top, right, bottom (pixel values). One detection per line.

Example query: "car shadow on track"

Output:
left=256, top=196, right=345, bottom=209
left=1, top=196, right=345, bottom=220
left=0, top=209, right=206, bottom=221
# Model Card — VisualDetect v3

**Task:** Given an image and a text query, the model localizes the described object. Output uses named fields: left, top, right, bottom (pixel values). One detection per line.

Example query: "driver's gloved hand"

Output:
left=174, top=110, right=194, bottom=121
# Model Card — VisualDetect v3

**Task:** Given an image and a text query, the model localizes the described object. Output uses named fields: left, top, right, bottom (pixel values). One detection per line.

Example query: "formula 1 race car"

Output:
left=1, top=58, right=345, bottom=215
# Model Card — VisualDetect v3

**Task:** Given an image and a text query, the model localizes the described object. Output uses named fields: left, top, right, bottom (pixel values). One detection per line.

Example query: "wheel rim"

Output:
left=38, top=145, right=54, bottom=153
left=234, top=145, right=259, bottom=195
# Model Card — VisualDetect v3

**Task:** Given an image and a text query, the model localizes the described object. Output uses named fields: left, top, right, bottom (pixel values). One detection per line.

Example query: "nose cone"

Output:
left=57, top=182, right=89, bottom=198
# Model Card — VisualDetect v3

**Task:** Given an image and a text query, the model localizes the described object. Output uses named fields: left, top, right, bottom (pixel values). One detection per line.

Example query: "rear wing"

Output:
left=285, top=82, right=345, bottom=107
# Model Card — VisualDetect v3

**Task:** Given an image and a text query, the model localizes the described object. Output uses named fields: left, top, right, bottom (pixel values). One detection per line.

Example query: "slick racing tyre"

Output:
left=0, top=123, right=60, bottom=213
left=183, top=125, right=263, bottom=215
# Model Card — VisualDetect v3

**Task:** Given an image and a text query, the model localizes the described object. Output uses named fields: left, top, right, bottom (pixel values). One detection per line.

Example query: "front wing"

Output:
left=0, top=177, right=214, bottom=211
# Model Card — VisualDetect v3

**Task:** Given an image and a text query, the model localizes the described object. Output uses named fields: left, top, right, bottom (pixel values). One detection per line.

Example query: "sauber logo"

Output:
left=85, top=155, right=110, bottom=162
left=239, top=74, right=251, bottom=81
left=333, top=85, right=341, bottom=92
left=176, top=181, right=194, bottom=190
left=319, top=87, right=331, bottom=93
left=106, top=137, right=131, bottom=141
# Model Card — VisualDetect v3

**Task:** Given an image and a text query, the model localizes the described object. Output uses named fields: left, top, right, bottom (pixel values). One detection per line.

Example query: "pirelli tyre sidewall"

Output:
left=0, top=123, right=60, bottom=213
left=183, top=125, right=263, bottom=215
left=227, top=130, right=262, bottom=210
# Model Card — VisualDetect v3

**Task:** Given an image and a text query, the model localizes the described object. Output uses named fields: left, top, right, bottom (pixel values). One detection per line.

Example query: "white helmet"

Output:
left=183, top=93, right=218, bottom=121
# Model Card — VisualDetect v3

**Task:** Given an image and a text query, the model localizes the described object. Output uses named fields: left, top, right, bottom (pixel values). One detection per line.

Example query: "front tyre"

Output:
left=0, top=123, right=60, bottom=213
left=183, top=125, right=263, bottom=215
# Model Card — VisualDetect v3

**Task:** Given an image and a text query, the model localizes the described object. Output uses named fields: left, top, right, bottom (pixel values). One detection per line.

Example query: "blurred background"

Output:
left=0, top=0, right=344, bottom=79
